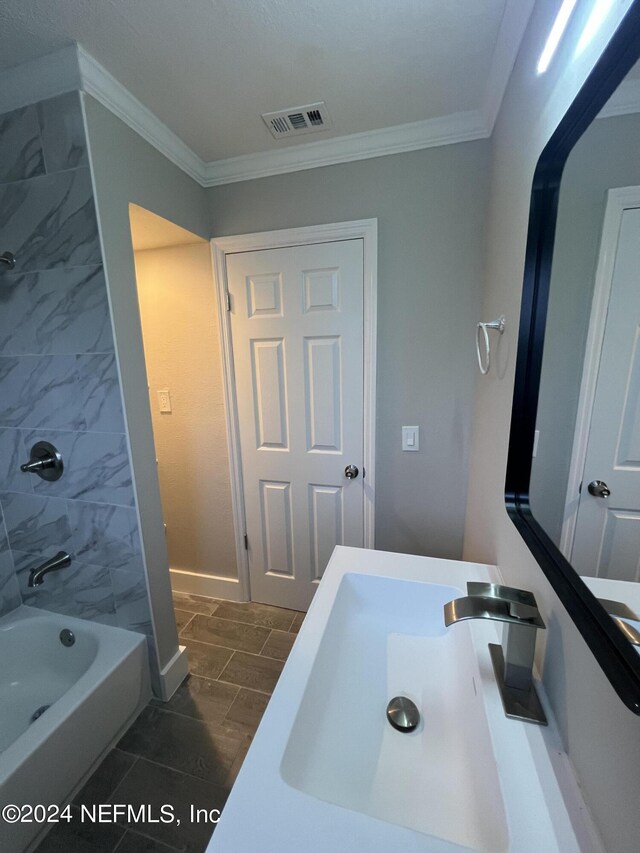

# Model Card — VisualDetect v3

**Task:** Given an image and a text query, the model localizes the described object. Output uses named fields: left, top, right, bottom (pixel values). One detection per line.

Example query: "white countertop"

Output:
left=208, top=547, right=603, bottom=853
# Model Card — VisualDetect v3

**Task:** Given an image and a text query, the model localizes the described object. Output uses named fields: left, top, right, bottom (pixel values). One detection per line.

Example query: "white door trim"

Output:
left=559, top=187, right=640, bottom=558
left=211, top=219, right=378, bottom=601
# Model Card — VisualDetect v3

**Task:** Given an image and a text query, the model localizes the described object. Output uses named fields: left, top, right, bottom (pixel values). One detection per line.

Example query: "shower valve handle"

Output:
left=0, top=251, right=15, bottom=270
left=21, top=442, right=64, bottom=481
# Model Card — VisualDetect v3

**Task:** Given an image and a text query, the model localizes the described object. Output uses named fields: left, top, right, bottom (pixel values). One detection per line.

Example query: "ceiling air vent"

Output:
left=262, top=102, right=332, bottom=139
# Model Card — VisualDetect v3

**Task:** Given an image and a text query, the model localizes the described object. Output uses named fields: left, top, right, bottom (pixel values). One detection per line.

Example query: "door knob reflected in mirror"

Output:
left=344, top=465, right=359, bottom=480
left=588, top=480, right=611, bottom=498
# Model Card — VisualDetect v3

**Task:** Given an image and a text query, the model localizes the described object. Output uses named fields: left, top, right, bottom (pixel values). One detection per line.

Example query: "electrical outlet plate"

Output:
left=158, top=389, right=172, bottom=413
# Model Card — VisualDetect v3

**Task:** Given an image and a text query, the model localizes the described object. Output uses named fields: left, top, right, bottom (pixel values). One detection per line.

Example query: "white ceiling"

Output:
left=0, top=0, right=528, bottom=167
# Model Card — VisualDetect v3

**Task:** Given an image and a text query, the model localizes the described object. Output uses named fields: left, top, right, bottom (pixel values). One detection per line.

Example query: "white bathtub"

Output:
left=0, top=606, right=150, bottom=852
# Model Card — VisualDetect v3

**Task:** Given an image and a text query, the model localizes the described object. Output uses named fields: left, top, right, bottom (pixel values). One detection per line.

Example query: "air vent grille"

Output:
left=262, top=102, right=332, bottom=139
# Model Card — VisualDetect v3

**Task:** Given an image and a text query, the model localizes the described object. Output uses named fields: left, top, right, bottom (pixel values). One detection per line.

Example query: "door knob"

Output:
left=344, top=465, right=359, bottom=480
left=588, top=480, right=611, bottom=498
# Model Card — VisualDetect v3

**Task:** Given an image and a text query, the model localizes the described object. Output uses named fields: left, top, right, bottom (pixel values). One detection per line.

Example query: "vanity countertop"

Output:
left=207, top=547, right=603, bottom=853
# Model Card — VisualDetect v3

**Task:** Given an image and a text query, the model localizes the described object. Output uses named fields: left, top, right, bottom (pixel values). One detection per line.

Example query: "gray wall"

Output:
left=463, top=1, right=640, bottom=850
left=83, top=95, right=209, bottom=670
left=0, top=92, right=152, bottom=644
left=531, top=112, right=640, bottom=544
left=208, top=142, right=491, bottom=560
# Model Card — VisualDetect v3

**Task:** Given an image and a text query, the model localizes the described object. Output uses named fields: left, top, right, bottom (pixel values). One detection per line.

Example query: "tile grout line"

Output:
left=110, top=829, right=128, bottom=853
left=185, top=611, right=295, bottom=632
left=117, top=751, right=233, bottom=788
left=150, top=694, right=240, bottom=726
left=112, top=828, right=182, bottom=853
left=257, top=628, right=273, bottom=656
left=181, top=616, right=296, bottom=648
left=286, top=611, right=298, bottom=632
left=217, top=649, right=236, bottom=684
left=216, top=645, right=287, bottom=665
left=173, top=597, right=298, bottom=629
left=103, top=754, right=140, bottom=806
left=113, top=751, right=233, bottom=790
left=212, top=613, right=297, bottom=631
left=216, top=676, right=274, bottom=697
left=215, top=662, right=280, bottom=695
left=182, top=637, right=267, bottom=657
left=177, top=613, right=195, bottom=635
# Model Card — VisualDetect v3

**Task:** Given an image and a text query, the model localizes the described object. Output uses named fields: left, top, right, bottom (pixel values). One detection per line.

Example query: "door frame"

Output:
left=559, top=186, right=640, bottom=559
left=211, top=219, right=378, bottom=601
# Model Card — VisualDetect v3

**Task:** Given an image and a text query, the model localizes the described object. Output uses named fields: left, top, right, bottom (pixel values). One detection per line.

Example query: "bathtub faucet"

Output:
left=28, top=551, right=72, bottom=587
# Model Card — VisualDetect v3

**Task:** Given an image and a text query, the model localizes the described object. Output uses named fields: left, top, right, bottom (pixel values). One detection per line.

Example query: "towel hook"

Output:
left=476, top=316, right=505, bottom=375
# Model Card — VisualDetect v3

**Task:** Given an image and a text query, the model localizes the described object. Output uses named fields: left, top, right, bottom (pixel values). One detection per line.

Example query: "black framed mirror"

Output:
left=506, top=2, right=640, bottom=714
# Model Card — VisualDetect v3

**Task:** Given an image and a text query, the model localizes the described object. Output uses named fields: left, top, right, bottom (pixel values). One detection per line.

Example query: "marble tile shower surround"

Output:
left=0, top=91, right=152, bottom=639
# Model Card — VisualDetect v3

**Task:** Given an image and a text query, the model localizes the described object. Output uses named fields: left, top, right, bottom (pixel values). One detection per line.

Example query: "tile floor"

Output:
left=35, top=593, right=303, bottom=853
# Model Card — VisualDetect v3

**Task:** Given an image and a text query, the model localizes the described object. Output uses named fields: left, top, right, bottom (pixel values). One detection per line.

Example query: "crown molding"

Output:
left=76, top=46, right=207, bottom=184
left=1, top=5, right=533, bottom=190
left=598, top=75, right=640, bottom=119
left=202, top=110, right=489, bottom=186
left=0, top=45, right=81, bottom=116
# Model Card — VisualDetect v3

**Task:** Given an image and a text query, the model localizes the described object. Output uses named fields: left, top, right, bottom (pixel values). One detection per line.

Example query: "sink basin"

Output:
left=281, top=573, right=507, bottom=850
left=208, top=547, right=599, bottom=853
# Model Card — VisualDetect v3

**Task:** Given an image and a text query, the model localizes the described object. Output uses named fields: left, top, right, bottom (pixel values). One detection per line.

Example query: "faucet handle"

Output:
left=466, top=582, right=544, bottom=625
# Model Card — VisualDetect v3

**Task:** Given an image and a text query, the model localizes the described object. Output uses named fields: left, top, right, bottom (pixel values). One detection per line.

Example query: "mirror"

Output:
left=506, top=7, right=640, bottom=713
left=531, top=57, right=640, bottom=594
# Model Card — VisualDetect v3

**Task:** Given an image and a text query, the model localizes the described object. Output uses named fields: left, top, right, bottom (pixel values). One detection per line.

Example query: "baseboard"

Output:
left=157, top=644, right=189, bottom=701
left=169, top=567, right=245, bottom=602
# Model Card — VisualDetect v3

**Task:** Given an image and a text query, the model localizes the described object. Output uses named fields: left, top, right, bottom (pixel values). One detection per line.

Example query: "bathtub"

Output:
left=0, top=606, right=150, bottom=852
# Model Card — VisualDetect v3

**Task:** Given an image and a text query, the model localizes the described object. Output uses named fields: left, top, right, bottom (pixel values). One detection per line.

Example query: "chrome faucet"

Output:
left=28, top=551, right=72, bottom=587
left=444, top=582, right=547, bottom=725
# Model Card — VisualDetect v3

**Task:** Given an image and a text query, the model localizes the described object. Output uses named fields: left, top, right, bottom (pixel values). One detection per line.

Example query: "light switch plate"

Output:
left=402, top=425, right=419, bottom=451
left=158, top=389, right=172, bottom=413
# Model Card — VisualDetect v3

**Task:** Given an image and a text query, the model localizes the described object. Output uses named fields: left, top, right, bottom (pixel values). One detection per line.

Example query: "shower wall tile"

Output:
left=0, top=492, right=72, bottom=559
left=0, top=428, right=32, bottom=494
left=68, top=501, right=143, bottom=574
left=76, top=353, right=125, bottom=433
left=111, top=568, right=153, bottom=635
left=0, top=105, right=44, bottom=184
left=15, top=549, right=117, bottom=621
left=25, top=429, right=134, bottom=507
left=38, top=92, right=88, bottom=173
left=0, top=167, right=101, bottom=272
left=0, top=354, right=124, bottom=432
left=0, top=572, right=21, bottom=616
left=0, top=506, right=21, bottom=616
left=0, top=91, right=157, bottom=664
left=0, top=354, right=78, bottom=429
left=0, top=265, right=113, bottom=356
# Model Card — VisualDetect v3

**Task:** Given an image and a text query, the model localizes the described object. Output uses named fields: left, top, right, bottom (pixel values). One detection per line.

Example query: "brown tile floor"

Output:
left=36, top=594, right=303, bottom=853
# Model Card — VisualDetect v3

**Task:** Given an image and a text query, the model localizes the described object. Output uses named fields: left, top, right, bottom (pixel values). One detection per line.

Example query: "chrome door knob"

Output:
left=588, top=480, right=611, bottom=498
left=344, top=464, right=359, bottom=480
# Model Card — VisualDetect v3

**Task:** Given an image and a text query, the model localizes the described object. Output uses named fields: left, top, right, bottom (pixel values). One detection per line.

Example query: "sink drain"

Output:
left=386, top=696, right=420, bottom=732
left=31, top=705, right=50, bottom=723
left=60, top=629, right=75, bottom=647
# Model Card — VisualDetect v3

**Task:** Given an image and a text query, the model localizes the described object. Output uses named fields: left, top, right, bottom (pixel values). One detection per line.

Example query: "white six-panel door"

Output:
left=226, top=240, right=364, bottom=609
left=572, top=207, right=640, bottom=580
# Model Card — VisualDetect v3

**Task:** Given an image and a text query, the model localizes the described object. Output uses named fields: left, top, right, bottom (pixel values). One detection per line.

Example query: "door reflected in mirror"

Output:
left=529, top=59, right=640, bottom=636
